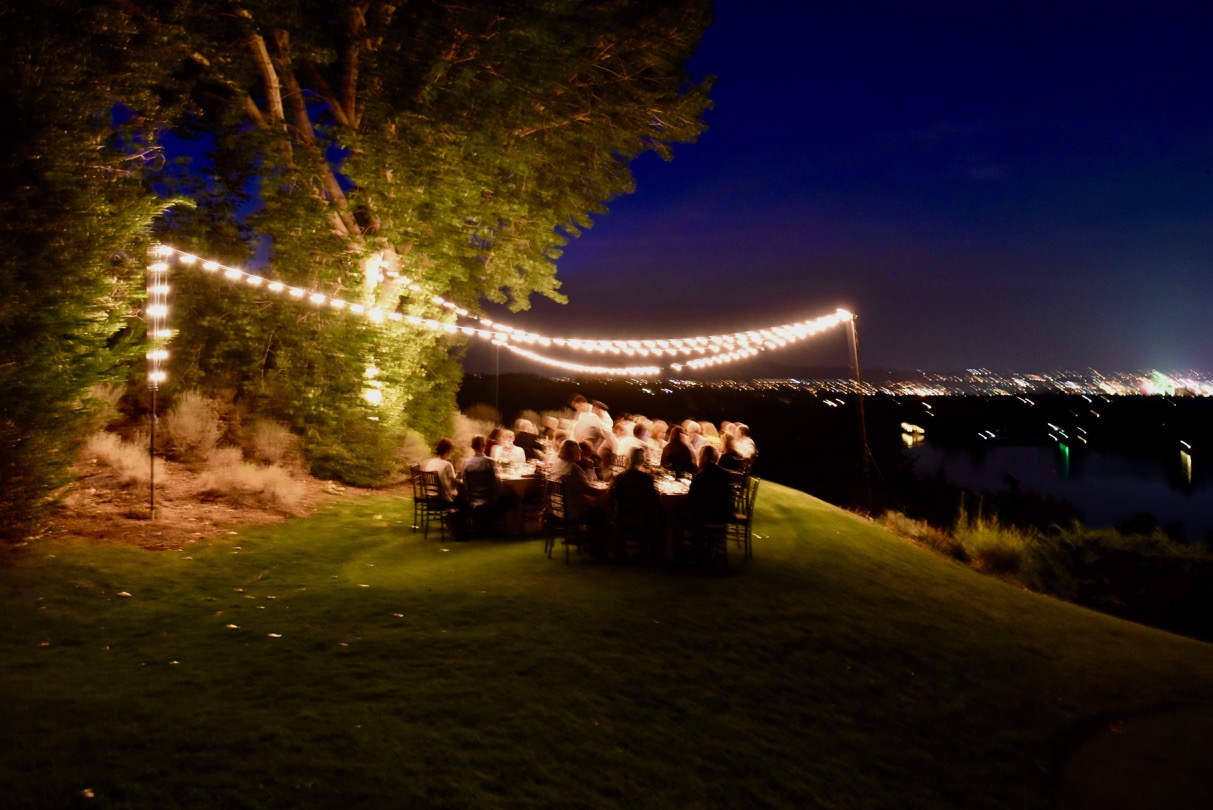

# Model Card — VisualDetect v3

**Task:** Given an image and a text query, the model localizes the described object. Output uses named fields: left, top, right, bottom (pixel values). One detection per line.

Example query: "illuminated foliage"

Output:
left=142, top=0, right=713, bottom=482
left=0, top=1, right=171, bottom=540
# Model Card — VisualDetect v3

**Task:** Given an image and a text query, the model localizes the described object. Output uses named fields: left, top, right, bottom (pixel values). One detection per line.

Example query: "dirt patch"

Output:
left=35, top=459, right=385, bottom=551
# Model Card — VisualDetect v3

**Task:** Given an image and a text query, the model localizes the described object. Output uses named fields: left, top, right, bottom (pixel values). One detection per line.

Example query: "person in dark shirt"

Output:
left=661, top=424, right=697, bottom=478
left=608, top=447, right=663, bottom=559
left=686, top=445, right=738, bottom=528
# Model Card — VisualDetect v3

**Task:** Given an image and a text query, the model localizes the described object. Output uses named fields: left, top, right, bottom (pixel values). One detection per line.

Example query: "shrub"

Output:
left=197, top=462, right=305, bottom=513
left=205, top=446, right=244, bottom=469
left=397, top=430, right=431, bottom=471
left=954, top=507, right=1033, bottom=574
left=463, top=403, right=502, bottom=425
left=246, top=419, right=297, bottom=466
left=452, top=411, right=496, bottom=464
left=1023, top=525, right=1213, bottom=641
left=84, top=383, right=126, bottom=432
left=880, top=511, right=965, bottom=560
left=161, top=391, right=224, bottom=463
left=83, top=431, right=164, bottom=485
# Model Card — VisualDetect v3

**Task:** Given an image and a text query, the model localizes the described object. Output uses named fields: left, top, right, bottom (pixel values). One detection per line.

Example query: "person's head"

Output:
left=699, top=445, right=719, bottom=468
left=628, top=447, right=647, bottom=469
left=668, top=424, right=685, bottom=442
left=700, top=421, right=719, bottom=439
left=542, top=415, right=559, bottom=431
left=500, top=429, right=515, bottom=445
left=683, top=419, right=701, bottom=436
left=633, top=422, right=648, bottom=440
left=515, top=418, right=536, bottom=434
left=722, top=432, right=736, bottom=453
left=470, top=435, right=485, bottom=453
left=578, top=440, right=597, bottom=462
left=735, top=423, right=750, bottom=438
left=487, top=427, right=502, bottom=441
left=592, top=400, right=609, bottom=417
left=434, top=438, right=454, bottom=457
left=569, top=394, right=590, bottom=413
left=650, top=420, right=668, bottom=441
left=613, top=422, right=627, bottom=438
left=558, top=439, right=581, bottom=462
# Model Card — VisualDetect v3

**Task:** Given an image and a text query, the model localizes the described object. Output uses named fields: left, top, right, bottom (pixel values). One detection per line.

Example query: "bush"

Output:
left=84, top=383, right=126, bottom=432
left=954, top=510, right=1033, bottom=574
left=246, top=419, right=297, bottom=466
left=463, top=403, right=502, bottom=425
left=397, top=430, right=431, bottom=471
left=1023, top=525, right=1213, bottom=641
left=197, top=462, right=305, bottom=512
left=161, top=391, right=224, bottom=463
left=84, top=431, right=164, bottom=485
left=205, top=446, right=244, bottom=469
left=880, top=512, right=965, bottom=560
left=451, top=412, right=497, bottom=464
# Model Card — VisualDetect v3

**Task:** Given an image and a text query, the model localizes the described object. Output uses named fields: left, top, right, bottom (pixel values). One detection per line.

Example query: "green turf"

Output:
left=3, top=484, right=1212, bottom=808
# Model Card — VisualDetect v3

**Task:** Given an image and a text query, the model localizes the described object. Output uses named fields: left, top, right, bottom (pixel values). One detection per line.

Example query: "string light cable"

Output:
left=147, top=245, right=854, bottom=376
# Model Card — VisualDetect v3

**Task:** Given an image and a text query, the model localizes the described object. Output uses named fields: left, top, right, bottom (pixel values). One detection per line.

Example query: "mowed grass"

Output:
left=3, top=484, right=1213, bottom=809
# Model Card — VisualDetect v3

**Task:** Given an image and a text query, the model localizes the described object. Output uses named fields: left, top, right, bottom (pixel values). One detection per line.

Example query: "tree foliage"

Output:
left=143, top=0, right=713, bottom=482
left=0, top=1, right=173, bottom=540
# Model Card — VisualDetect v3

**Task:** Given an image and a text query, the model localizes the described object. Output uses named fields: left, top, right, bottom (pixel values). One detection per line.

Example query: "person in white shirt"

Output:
left=592, top=400, right=613, bottom=431
left=733, top=423, right=757, bottom=461
left=422, top=438, right=459, bottom=503
left=615, top=422, right=649, bottom=463
left=490, top=429, right=526, bottom=466
left=570, top=394, right=610, bottom=454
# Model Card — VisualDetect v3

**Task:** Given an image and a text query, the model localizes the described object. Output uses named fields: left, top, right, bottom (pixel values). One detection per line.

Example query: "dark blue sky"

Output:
left=470, top=0, right=1213, bottom=375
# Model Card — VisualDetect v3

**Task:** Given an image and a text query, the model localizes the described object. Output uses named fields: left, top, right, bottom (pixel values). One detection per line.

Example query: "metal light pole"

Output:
left=845, top=314, right=874, bottom=509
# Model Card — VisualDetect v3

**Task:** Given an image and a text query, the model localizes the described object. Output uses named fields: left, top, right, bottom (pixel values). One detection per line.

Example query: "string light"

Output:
left=494, top=340, right=662, bottom=377
left=146, top=247, right=174, bottom=388
left=148, top=245, right=856, bottom=377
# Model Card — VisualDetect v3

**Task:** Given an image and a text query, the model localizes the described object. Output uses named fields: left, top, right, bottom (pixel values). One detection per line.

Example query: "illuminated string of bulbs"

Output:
left=147, top=245, right=855, bottom=378
left=493, top=340, right=663, bottom=377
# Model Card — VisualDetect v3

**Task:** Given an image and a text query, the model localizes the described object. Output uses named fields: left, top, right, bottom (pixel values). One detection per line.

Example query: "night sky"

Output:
left=467, top=1, right=1213, bottom=376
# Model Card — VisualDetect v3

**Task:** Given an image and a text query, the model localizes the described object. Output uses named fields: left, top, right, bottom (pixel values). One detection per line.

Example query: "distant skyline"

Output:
left=466, top=1, right=1213, bottom=376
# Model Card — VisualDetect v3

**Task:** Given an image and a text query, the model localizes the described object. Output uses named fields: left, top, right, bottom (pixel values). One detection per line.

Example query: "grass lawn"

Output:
left=3, top=483, right=1213, bottom=808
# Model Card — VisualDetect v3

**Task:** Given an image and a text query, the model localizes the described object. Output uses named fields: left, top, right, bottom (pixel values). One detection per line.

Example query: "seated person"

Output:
left=608, top=447, right=663, bottom=558
left=461, top=435, right=501, bottom=507
left=616, top=422, right=649, bottom=463
left=733, top=423, right=757, bottom=463
left=718, top=432, right=748, bottom=473
left=489, top=429, right=526, bottom=466
left=461, top=435, right=516, bottom=535
left=513, top=418, right=543, bottom=461
left=552, top=439, right=609, bottom=551
left=685, top=445, right=738, bottom=528
left=423, top=438, right=459, bottom=505
left=661, top=424, right=698, bottom=478
left=577, top=439, right=604, bottom=481
left=423, top=437, right=465, bottom=538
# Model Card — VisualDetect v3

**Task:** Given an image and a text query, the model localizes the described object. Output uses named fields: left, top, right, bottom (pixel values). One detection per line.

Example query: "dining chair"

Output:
left=416, top=469, right=452, bottom=541
left=726, top=476, right=759, bottom=560
left=543, top=479, right=589, bottom=562
left=409, top=464, right=424, bottom=530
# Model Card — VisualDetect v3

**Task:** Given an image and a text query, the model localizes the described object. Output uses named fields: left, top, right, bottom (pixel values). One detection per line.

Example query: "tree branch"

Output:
left=246, top=31, right=285, bottom=123
left=271, top=30, right=361, bottom=239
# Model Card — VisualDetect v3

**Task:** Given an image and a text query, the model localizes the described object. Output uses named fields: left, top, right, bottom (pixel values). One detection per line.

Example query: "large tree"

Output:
left=144, top=0, right=713, bottom=482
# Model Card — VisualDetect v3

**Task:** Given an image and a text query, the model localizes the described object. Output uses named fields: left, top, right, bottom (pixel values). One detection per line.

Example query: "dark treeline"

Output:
left=458, top=375, right=1213, bottom=535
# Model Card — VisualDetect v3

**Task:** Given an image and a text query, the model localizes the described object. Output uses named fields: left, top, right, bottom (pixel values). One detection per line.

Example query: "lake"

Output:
left=907, top=440, right=1213, bottom=541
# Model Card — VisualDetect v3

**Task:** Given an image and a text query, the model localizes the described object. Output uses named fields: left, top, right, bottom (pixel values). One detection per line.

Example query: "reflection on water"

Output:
left=909, top=441, right=1213, bottom=539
